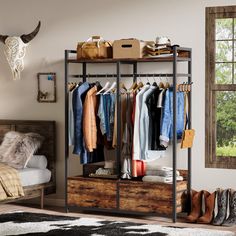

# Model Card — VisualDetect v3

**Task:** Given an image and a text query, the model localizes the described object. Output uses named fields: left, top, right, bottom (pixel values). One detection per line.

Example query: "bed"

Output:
left=0, top=120, right=56, bottom=208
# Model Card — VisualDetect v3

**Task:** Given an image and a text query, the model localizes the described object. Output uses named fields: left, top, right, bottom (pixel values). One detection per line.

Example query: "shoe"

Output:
left=186, top=190, right=202, bottom=223
left=212, top=189, right=228, bottom=226
left=222, top=189, right=236, bottom=226
left=197, top=190, right=215, bottom=224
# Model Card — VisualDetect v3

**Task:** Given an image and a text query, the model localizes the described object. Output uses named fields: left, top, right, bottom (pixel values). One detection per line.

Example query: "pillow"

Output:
left=27, top=155, right=47, bottom=169
left=0, top=131, right=44, bottom=169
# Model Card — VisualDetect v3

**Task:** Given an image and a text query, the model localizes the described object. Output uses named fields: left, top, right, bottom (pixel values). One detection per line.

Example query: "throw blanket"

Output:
left=0, top=163, right=24, bottom=201
left=145, top=170, right=180, bottom=177
left=142, top=175, right=183, bottom=183
left=145, top=159, right=173, bottom=171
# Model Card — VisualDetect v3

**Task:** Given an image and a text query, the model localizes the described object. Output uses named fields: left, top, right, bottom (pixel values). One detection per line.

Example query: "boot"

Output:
left=222, top=189, right=236, bottom=226
left=197, top=190, right=215, bottom=224
left=186, top=190, right=202, bottom=223
left=212, top=189, right=228, bottom=226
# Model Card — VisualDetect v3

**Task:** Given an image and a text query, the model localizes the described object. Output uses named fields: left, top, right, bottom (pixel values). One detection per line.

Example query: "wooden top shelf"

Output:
left=67, top=56, right=191, bottom=64
left=65, top=47, right=191, bottom=64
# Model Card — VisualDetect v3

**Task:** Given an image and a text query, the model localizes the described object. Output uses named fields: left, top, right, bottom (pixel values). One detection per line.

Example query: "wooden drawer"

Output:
left=68, top=176, right=117, bottom=209
left=119, top=180, right=187, bottom=214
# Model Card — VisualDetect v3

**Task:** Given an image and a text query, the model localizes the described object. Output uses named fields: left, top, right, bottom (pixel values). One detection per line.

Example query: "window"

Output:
left=206, top=6, right=236, bottom=169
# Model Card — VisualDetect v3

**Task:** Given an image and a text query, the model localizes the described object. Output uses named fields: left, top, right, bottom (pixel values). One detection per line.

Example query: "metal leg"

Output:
left=172, top=46, right=177, bottom=223
left=187, top=49, right=192, bottom=212
left=64, top=50, right=69, bottom=213
left=116, top=62, right=121, bottom=209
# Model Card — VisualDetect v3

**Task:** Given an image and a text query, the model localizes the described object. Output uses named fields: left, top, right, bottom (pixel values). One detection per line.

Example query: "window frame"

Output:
left=206, top=5, right=236, bottom=169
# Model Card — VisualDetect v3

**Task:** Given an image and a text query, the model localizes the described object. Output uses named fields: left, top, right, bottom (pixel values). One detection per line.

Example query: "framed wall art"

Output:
left=37, top=72, right=56, bottom=103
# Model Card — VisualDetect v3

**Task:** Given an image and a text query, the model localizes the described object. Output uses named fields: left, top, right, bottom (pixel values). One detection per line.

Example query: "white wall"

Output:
left=0, top=0, right=236, bottom=201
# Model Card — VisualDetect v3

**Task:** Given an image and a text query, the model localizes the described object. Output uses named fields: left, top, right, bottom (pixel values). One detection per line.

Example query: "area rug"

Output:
left=0, top=212, right=234, bottom=236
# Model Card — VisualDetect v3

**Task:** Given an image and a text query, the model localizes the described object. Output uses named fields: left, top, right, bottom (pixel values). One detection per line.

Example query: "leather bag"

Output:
left=181, top=92, right=195, bottom=149
left=77, top=36, right=112, bottom=60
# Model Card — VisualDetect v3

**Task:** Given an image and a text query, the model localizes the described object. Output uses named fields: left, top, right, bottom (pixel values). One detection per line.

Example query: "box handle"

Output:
left=121, top=44, right=133, bottom=48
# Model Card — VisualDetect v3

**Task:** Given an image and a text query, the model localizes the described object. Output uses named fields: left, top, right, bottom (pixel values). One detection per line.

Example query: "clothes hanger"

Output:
left=146, top=75, right=150, bottom=85
left=129, top=81, right=137, bottom=92
left=95, top=81, right=102, bottom=88
left=188, top=82, right=193, bottom=92
left=132, top=75, right=143, bottom=92
left=68, top=82, right=77, bottom=91
left=133, top=81, right=144, bottom=92
left=96, top=81, right=110, bottom=95
left=165, top=74, right=170, bottom=89
left=120, top=82, right=127, bottom=91
left=159, top=75, right=165, bottom=89
left=103, top=82, right=116, bottom=94
left=152, top=74, right=158, bottom=87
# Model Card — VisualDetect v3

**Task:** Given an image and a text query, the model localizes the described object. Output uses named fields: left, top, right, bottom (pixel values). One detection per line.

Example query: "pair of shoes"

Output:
left=186, top=190, right=215, bottom=224
left=213, top=189, right=236, bottom=226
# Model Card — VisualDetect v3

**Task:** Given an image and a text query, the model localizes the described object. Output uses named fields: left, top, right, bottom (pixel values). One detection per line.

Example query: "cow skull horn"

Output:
left=20, top=21, right=41, bottom=44
left=0, top=35, right=9, bottom=43
left=0, top=21, right=41, bottom=80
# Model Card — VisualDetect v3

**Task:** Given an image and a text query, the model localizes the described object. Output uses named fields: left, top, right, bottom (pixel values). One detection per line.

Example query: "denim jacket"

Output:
left=72, top=82, right=90, bottom=163
left=160, top=89, right=184, bottom=147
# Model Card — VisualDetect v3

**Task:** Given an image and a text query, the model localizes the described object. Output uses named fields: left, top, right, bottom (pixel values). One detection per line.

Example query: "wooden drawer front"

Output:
left=68, top=178, right=116, bottom=209
left=119, top=182, right=185, bottom=214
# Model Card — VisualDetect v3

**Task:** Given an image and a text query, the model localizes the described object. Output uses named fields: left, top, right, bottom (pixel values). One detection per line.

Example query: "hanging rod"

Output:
left=69, top=73, right=191, bottom=78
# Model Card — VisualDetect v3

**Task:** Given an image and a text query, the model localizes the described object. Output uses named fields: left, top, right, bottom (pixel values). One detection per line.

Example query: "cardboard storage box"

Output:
left=113, top=39, right=146, bottom=59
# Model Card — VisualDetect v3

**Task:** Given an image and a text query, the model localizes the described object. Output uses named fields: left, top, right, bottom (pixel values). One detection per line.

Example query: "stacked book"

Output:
left=145, top=43, right=173, bottom=58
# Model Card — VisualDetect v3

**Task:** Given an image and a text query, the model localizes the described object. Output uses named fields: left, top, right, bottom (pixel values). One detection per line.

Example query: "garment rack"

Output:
left=65, top=46, right=192, bottom=223
left=69, top=73, right=191, bottom=78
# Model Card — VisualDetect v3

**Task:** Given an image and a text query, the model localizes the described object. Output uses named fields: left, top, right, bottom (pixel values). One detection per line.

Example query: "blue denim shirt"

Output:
left=160, top=89, right=184, bottom=147
left=72, top=82, right=90, bottom=163
left=98, top=94, right=115, bottom=141
left=104, top=94, right=111, bottom=140
left=98, top=95, right=106, bottom=135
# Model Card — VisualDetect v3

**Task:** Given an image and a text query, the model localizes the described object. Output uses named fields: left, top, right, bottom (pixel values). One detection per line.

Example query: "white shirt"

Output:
left=132, top=85, right=150, bottom=160
left=139, top=86, right=156, bottom=160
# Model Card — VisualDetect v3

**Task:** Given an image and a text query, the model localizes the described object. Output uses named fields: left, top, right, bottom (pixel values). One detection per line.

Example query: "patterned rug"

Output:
left=0, top=212, right=234, bottom=236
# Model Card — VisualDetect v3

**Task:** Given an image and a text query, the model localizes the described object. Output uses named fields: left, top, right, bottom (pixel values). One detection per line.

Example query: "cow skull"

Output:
left=0, top=21, right=41, bottom=80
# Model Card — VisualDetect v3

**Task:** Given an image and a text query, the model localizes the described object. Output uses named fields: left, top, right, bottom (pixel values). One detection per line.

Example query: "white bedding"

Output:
left=18, top=168, right=51, bottom=187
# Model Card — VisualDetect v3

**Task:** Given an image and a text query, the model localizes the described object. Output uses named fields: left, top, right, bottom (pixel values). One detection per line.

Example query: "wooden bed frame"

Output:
left=0, top=120, right=56, bottom=208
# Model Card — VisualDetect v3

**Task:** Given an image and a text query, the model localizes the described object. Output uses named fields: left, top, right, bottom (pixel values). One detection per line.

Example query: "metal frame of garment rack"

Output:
left=64, top=46, right=192, bottom=223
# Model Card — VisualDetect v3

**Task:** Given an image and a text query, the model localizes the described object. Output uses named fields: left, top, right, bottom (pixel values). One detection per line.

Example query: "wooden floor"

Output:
left=0, top=203, right=235, bottom=234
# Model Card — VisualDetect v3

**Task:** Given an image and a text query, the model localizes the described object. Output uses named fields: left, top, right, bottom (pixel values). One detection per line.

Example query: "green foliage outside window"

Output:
left=215, top=18, right=236, bottom=157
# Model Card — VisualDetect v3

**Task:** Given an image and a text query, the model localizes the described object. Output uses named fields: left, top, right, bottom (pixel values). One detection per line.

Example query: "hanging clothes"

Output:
left=68, top=86, right=77, bottom=146
left=160, top=89, right=185, bottom=147
left=83, top=86, right=98, bottom=152
left=72, top=82, right=90, bottom=163
left=97, top=93, right=116, bottom=148
left=132, top=84, right=150, bottom=161
left=121, top=93, right=133, bottom=179
left=146, top=86, right=165, bottom=150
left=112, top=88, right=127, bottom=148
left=72, top=82, right=105, bottom=164
left=139, top=85, right=156, bottom=160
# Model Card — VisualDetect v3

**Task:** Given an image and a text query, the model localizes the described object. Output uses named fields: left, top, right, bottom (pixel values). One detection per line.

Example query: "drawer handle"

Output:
left=85, top=200, right=96, bottom=203
left=78, top=187, right=94, bottom=190
left=138, top=204, right=148, bottom=208
left=139, top=191, right=148, bottom=195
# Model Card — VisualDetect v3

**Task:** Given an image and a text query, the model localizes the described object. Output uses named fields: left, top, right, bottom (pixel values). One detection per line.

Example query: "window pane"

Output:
left=215, top=63, right=232, bottom=84
left=234, top=41, right=236, bottom=61
left=216, top=91, right=236, bottom=157
left=234, top=63, right=236, bottom=84
left=234, top=18, right=236, bottom=38
left=216, top=18, right=233, bottom=40
left=216, top=41, right=232, bottom=62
